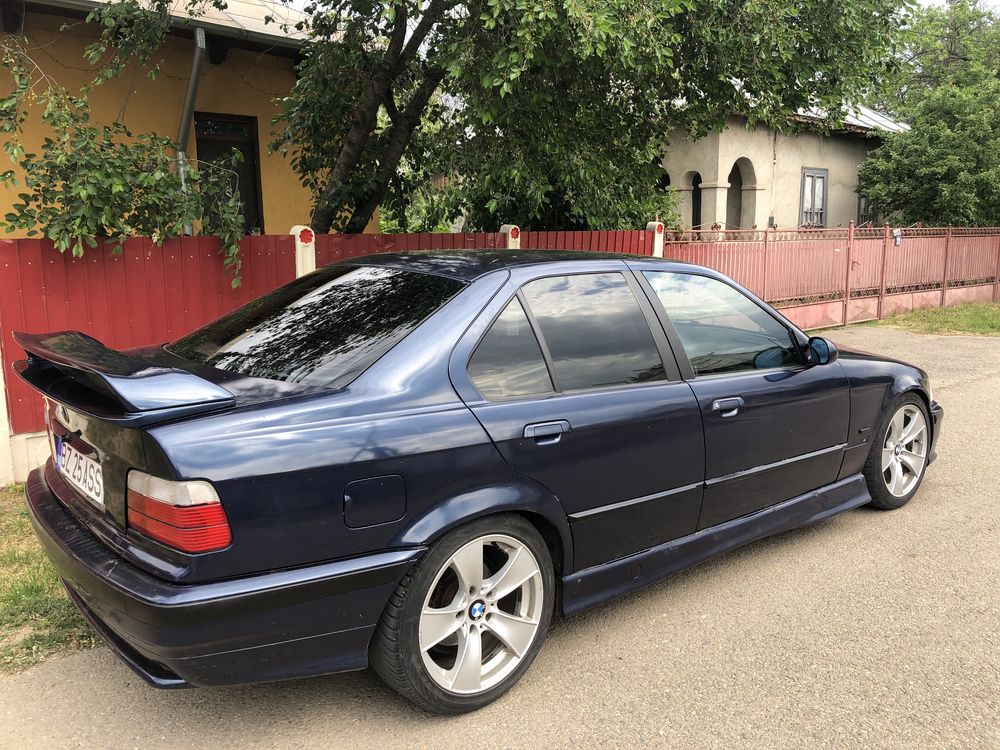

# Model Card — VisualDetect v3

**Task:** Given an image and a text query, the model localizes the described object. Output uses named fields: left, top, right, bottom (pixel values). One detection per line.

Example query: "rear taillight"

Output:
left=126, top=471, right=231, bottom=553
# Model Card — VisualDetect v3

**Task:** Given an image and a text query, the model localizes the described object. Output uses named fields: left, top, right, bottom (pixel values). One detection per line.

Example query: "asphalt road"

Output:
left=1, top=327, right=997, bottom=750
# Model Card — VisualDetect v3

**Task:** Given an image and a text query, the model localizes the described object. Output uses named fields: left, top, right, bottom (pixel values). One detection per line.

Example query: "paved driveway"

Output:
left=1, top=327, right=997, bottom=750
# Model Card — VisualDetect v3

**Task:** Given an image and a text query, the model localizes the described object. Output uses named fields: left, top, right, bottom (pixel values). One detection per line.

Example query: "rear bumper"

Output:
left=25, top=468, right=423, bottom=688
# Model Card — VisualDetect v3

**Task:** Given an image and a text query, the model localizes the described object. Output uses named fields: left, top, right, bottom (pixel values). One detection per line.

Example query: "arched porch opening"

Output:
left=682, top=171, right=703, bottom=229
left=725, top=157, right=757, bottom=229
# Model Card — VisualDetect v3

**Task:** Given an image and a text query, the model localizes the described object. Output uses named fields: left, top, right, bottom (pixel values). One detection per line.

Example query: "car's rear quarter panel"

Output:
left=145, top=269, right=572, bottom=582
left=149, top=400, right=541, bottom=579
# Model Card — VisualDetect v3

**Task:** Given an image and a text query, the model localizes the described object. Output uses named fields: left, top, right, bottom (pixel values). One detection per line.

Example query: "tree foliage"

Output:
left=267, top=0, right=909, bottom=232
left=858, top=0, right=1000, bottom=226
left=1, top=19, right=246, bottom=283
left=4, top=0, right=911, bottom=235
left=871, top=0, right=1000, bottom=116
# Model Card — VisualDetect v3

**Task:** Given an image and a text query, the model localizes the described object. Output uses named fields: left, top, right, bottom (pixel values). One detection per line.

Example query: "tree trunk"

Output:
left=310, top=0, right=453, bottom=233
left=343, top=67, right=446, bottom=233
left=309, top=10, right=409, bottom=232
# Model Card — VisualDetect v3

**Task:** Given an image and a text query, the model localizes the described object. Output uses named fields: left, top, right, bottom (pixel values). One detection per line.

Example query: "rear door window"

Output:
left=520, top=273, right=666, bottom=391
left=467, top=298, right=554, bottom=400
left=168, top=265, right=464, bottom=386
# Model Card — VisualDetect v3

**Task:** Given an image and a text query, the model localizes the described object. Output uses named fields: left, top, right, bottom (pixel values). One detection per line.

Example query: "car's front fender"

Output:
left=836, top=347, right=935, bottom=479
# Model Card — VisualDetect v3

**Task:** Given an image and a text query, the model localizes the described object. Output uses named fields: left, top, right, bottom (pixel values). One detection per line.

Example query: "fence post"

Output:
left=500, top=224, right=521, bottom=250
left=940, top=225, right=952, bottom=307
left=0, top=358, right=13, bottom=486
left=291, top=225, right=317, bottom=277
left=646, top=221, right=665, bottom=257
left=994, top=234, right=1000, bottom=302
left=877, top=223, right=890, bottom=320
left=761, top=226, right=770, bottom=302
left=842, top=221, right=855, bottom=326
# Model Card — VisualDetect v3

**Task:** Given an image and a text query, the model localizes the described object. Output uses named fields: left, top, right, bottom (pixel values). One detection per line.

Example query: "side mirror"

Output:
left=808, top=336, right=839, bottom=366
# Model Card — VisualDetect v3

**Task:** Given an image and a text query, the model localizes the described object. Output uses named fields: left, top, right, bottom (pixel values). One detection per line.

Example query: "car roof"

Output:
left=340, top=250, right=681, bottom=282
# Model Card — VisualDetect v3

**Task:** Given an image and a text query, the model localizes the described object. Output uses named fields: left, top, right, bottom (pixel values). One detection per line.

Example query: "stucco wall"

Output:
left=1, top=12, right=314, bottom=236
left=663, top=118, right=876, bottom=230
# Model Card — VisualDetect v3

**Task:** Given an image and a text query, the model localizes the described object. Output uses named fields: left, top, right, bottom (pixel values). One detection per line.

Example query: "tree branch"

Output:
left=309, top=6, right=411, bottom=231
left=383, top=88, right=401, bottom=125
left=343, top=65, right=447, bottom=232
left=385, top=4, right=409, bottom=68
left=397, top=0, right=451, bottom=69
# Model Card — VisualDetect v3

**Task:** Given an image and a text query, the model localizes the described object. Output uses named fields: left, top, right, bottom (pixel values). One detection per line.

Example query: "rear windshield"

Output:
left=167, top=265, right=465, bottom=386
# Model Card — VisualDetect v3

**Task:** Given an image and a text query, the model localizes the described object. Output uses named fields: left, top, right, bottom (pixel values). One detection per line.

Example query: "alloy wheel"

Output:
left=419, top=534, right=544, bottom=695
left=881, top=403, right=928, bottom=498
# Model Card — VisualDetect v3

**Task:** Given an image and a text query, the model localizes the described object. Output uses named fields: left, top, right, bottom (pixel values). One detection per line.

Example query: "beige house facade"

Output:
left=0, top=0, right=321, bottom=237
left=661, top=108, right=906, bottom=231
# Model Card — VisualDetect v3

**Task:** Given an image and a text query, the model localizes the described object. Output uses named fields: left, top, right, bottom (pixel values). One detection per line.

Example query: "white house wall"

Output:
left=663, top=118, right=875, bottom=230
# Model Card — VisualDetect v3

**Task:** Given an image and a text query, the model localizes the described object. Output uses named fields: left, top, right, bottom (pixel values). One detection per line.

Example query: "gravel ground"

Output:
left=0, top=326, right=997, bottom=750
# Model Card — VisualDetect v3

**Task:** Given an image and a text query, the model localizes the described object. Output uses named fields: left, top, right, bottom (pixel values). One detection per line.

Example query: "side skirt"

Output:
left=561, top=474, right=871, bottom=616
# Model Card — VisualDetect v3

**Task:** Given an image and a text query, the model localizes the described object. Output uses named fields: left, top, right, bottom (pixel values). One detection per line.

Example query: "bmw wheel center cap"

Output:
left=469, top=600, right=486, bottom=621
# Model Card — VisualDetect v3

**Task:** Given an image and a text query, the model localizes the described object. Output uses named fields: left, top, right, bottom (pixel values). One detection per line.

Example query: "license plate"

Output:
left=55, top=438, right=104, bottom=507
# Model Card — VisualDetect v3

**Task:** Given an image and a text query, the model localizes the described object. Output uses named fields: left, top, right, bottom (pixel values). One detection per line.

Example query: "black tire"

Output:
left=863, top=393, right=931, bottom=510
left=369, top=514, right=555, bottom=714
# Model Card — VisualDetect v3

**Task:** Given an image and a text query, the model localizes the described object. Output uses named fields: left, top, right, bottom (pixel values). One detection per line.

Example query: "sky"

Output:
left=920, top=0, right=1000, bottom=6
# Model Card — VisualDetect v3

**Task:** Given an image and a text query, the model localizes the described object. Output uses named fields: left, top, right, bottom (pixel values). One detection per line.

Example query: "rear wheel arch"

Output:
left=515, top=510, right=564, bottom=577
left=392, top=485, right=573, bottom=576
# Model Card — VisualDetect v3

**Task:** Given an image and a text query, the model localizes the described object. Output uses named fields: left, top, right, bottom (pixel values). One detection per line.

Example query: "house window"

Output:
left=799, top=167, right=828, bottom=227
left=858, top=195, right=877, bottom=226
left=194, top=113, right=264, bottom=234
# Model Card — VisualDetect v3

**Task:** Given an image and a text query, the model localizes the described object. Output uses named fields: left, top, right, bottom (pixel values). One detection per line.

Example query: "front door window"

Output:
left=641, top=272, right=800, bottom=375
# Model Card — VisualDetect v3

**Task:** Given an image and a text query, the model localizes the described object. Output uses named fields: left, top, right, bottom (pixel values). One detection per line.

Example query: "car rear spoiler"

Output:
left=12, top=331, right=236, bottom=426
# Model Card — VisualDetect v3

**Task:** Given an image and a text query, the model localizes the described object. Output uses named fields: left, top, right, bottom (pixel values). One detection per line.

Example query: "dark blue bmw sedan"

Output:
left=18, top=251, right=942, bottom=713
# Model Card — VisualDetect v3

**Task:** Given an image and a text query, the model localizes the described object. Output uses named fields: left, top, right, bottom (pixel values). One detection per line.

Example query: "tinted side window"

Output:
left=521, top=273, right=665, bottom=391
left=468, top=298, right=554, bottom=400
left=642, top=271, right=799, bottom=376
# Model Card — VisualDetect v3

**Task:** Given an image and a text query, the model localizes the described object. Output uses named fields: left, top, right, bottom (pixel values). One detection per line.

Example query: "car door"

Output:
left=450, top=264, right=706, bottom=570
left=635, top=267, right=850, bottom=530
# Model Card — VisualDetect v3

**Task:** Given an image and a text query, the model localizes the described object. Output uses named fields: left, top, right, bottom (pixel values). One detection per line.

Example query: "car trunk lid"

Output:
left=13, top=331, right=238, bottom=537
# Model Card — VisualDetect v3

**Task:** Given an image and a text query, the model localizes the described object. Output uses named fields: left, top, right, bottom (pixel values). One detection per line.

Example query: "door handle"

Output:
left=523, top=420, right=570, bottom=445
left=711, top=397, right=745, bottom=417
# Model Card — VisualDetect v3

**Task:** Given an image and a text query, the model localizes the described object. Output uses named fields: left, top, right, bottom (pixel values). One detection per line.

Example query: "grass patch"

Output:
left=876, top=302, right=1000, bottom=336
left=0, top=483, right=95, bottom=674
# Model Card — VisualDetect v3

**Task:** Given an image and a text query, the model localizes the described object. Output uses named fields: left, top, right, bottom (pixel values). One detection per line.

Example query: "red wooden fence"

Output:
left=2, top=225, right=999, bottom=435
left=0, top=235, right=296, bottom=434
left=314, top=231, right=507, bottom=266
left=520, top=230, right=653, bottom=255
left=311, top=228, right=653, bottom=266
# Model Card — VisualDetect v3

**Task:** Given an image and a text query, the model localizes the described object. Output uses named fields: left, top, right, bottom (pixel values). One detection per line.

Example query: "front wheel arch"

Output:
left=885, top=384, right=934, bottom=451
left=907, top=385, right=933, bottom=438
